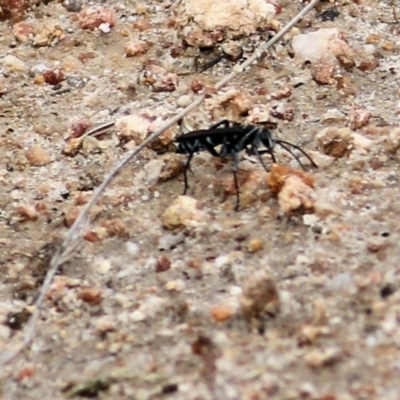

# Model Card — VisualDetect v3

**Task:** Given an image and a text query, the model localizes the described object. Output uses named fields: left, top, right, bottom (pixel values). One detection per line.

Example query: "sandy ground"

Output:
left=1, top=0, right=400, bottom=399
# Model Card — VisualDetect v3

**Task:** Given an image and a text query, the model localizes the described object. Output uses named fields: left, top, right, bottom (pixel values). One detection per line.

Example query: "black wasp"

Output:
left=175, top=120, right=317, bottom=210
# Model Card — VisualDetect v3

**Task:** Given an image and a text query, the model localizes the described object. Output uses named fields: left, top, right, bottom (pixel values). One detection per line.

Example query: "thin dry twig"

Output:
left=393, top=2, right=399, bottom=23
left=0, top=0, right=320, bottom=368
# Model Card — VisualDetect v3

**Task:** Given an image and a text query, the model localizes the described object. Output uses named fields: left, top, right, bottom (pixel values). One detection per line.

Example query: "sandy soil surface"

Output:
left=1, top=0, right=400, bottom=399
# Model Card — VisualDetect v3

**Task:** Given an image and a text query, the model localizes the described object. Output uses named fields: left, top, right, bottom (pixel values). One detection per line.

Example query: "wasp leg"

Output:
left=258, top=148, right=277, bottom=165
left=183, top=151, right=195, bottom=194
left=232, top=151, right=240, bottom=211
left=269, top=148, right=277, bottom=164
left=200, top=53, right=225, bottom=72
left=201, top=140, right=222, bottom=157
left=251, top=146, right=270, bottom=172
left=187, top=165, right=195, bottom=176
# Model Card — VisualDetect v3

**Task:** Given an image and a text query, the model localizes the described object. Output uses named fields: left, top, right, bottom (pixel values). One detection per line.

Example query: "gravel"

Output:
left=1, top=0, right=400, bottom=399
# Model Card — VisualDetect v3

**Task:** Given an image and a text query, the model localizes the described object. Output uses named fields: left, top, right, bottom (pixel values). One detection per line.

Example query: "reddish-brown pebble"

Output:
left=365, top=33, right=381, bottom=44
left=35, top=202, right=49, bottom=215
left=100, top=218, right=128, bottom=237
left=15, top=204, right=38, bottom=221
left=124, top=40, right=149, bottom=57
left=241, top=272, right=280, bottom=321
left=77, top=6, right=116, bottom=30
left=158, top=154, right=184, bottom=182
left=336, top=75, right=358, bottom=96
left=17, top=365, right=35, bottom=381
left=247, top=238, right=264, bottom=253
left=270, top=103, right=295, bottom=121
left=271, top=86, right=292, bottom=100
left=62, top=137, right=83, bottom=157
left=267, top=164, right=314, bottom=195
left=349, top=107, right=371, bottom=130
left=78, top=287, right=103, bottom=304
left=13, top=21, right=34, bottom=42
left=33, top=74, right=45, bottom=85
left=381, top=41, right=395, bottom=51
left=132, top=17, right=153, bottom=31
left=69, top=119, right=92, bottom=139
left=25, top=145, right=51, bottom=166
left=78, top=52, right=96, bottom=63
left=75, top=192, right=91, bottom=205
left=316, top=127, right=352, bottom=158
left=64, top=207, right=80, bottom=228
left=43, top=68, right=65, bottom=85
left=357, top=59, right=379, bottom=72
left=191, top=79, right=204, bottom=93
left=155, top=255, right=171, bottom=272
left=311, top=63, right=336, bottom=85
left=84, top=229, right=102, bottom=243
left=366, top=237, right=389, bottom=253
left=210, top=304, right=234, bottom=322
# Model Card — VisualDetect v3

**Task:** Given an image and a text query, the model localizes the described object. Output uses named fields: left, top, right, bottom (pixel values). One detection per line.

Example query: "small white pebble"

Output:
left=114, top=293, right=130, bottom=308
left=381, top=316, right=397, bottom=334
left=177, top=94, right=193, bottom=107
left=3, top=54, right=28, bottom=73
left=96, top=258, right=112, bottom=274
left=363, top=44, right=376, bottom=55
left=0, top=325, right=11, bottom=341
left=365, top=335, right=377, bottom=347
left=165, top=279, right=185, bottom=291
left=116, top=311, right=130, bottom=324
left=126, top=242, right=139, bottom=256
left=161, top=196, right=204, bottom=230
left=352, top=132, right=373, bottom=153
left=108, top=342, right=121, bottom=354
left=295, top=254, right=310, bottom=265
left=10, top=191, right=23, bottom=200
left=30, top=64, right=48, bottom=74
left=215, top=255, right=229, bottom=268
left=99, top=23, right=111, bottom=33
left=303, top=214, right=319, bottom=226
left=94, top=315, right=116, bottom=332
left=229, top=285, right=242, bottom=296
left=299, top=382, right=317, bottom=397
left=321, top=108, right=346, bottom=123
left=326, top=272, right=356, bottom=294
left=329, top=317, right=342, bottom=325
left=130, top=310, right=146, bottom=322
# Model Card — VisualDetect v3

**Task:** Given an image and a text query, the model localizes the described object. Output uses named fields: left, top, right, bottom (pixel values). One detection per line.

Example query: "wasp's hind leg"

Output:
left=231, top=151, right=241, bottom=211
left=182, top=151, right=195, bottom=195
left=251, top=145, right=271, bottom=172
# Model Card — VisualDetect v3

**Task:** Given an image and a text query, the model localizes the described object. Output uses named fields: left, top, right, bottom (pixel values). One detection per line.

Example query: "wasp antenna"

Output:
left=275, top=141, right=307, bottom=170
left=276, top=140, right=318, bottom=169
